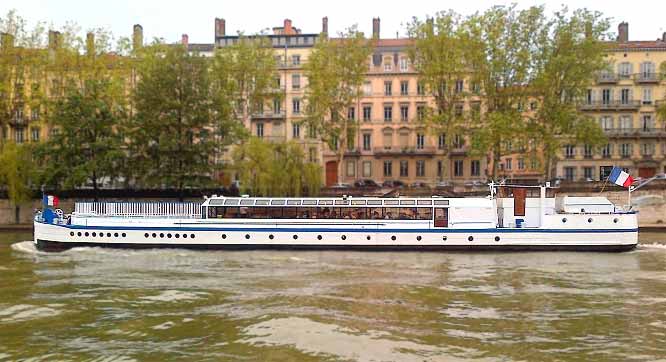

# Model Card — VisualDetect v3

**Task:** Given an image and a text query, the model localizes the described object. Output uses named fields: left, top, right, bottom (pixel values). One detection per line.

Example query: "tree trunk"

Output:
left=92, top=170, right=99, bottom=202
left=14, top=205, right=20, bottom=224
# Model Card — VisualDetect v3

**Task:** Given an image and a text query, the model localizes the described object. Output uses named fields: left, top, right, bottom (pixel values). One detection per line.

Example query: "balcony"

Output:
left=634, top=73, right=662, bottom=84
left=372, top=146, right=438, bottom=156
left=603, top=128, right=666, bottom=138
left=597, top=73, right=618, bottom=84
left=448, top=146, right=468, bottom=156
left=579, top=100, right=640, bottom=111
left=252, top=111, right=286, bottom=120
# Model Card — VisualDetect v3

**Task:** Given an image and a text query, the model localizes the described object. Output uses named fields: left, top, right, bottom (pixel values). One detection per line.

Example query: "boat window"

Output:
left=240, top=199, right=254, bottom=206
left=352, top=200, right=366, bottom=205
left=369, top=208, right=383, bottom=219
left=251, top=207, right=269, bottom=218
left=255, top=200, right=270, bottom=206
left=224, top=207, right=240, bottom=218
left=383, top=208, right=400, bottom=219
left=224, top=199, right=240, bottom=205
left=283, top=207, right=298, bottom=218
left=416, top=208, right=433, bottom=220
left=384, top=200, right=399, bottom=206
left=317, top=207, right=333, bottom=218
left=269, top=207, right=283, bottom=218
left=300, top=207, right=318, bottom=218
left=367, top=200, right=382, bottom=206
left=318, top=200, right=333, bottom=205
left=335, top=200, right=349, bottom=205
left=397, top=208, right=416, bottom=220
left=208, top=199, right=224, bottom=206
left=434, top=208, right=448, bottom=227
left=417, top=200, right=432, bottom=206
left=433, top=200, right=449, bottom=206
left=287, top=200, right=301, bottom=206
left=302, top=200, right=317, bottom=206
left=271, top=200, right=286, bottom=205
left=399, top=200, right=415, bottom=205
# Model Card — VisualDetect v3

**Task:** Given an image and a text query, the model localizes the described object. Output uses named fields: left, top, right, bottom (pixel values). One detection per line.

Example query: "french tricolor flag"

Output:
left=42, top=195, right=59, bottom=207
left=608, top=167, right=634, bottom=188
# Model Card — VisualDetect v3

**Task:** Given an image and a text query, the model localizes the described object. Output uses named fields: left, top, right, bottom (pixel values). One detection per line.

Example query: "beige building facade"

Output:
left=556, top=23, right=666, bottom=181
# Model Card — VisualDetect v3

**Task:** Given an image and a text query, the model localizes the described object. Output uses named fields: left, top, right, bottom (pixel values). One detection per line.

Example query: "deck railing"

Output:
left=73, top=202, right=203, bottom=218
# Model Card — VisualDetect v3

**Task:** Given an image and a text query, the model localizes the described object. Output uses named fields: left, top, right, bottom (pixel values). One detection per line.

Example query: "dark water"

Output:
left=1, top=232, right=666, bottom=362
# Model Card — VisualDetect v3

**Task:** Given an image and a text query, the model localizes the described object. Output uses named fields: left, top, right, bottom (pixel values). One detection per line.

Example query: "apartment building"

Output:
left=556, top=23, right=666, bottom=181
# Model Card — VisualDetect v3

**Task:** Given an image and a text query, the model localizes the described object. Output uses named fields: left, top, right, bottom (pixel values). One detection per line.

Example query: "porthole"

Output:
left=167, top=233, right=172, bottom=238
left=269, top=234, right=274, bottom=240
left=222, top=234, right=226, bottom=239
left=107, top=233, right=112, bottom=237
left=175, top=234, right=180, bottom=238
left=92, top=232, right=96, bottom=237
left=122, top=233, right=126, bottom=237
left=183, top=234, right=187, bottom=238
left=366, top=235, right=371, bottom=241
left=341, top=235, right=347, bottom=240
left=77, top=232, right=82, bottom=237
left=245, top=234, right=250, bottom=239
left=144, top=233, right=149, bottom=238
left=468, top=236, right=474, bottom=242
left=587, top=218, right=593, bottom=223
left=152, top=233, right=157, bottom=238
left=562, top=218, right=567, bottom=223
left=391, top=236, right=397, bottom=241
left=613, top=218, right=619, bottom=223
left=317, top=235, right=322, bottom=240
left=84, top=232, right=89, bottom=237
left=293, top=235, right=298, bottom=240
left=100, top=233, right=104, bottom=237
left=442, top=236, right=447, bottom=241
left=190, top=234, right=195, bottom=239
left=114, top=233, right=119, bottom=237
left=159, top=233, right=164, bottom=238
left=495, top=236, right=500, bottom=242
left=416, top=236, right=422, bottom=241
left=70, top=232, right=74, bottom=236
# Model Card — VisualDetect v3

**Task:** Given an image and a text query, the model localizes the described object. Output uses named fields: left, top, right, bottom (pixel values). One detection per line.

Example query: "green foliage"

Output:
left=36, top=79, right=124, bottom=194
left=0, top=141, right=34, bottom=205
left=303, top=27, right=372, bottom=184
left=232, top=138, right=322, bottom=197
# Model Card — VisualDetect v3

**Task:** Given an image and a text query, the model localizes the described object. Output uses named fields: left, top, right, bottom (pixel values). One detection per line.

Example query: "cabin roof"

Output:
left=201, top=196, right=493, bottom=208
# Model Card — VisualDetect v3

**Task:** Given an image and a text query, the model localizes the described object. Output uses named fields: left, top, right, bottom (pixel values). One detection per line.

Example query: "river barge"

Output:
left=33, top=184, right=638, bottom=252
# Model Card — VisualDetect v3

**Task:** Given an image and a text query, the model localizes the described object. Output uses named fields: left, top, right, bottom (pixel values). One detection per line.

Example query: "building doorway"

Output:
left=638, top=167, right=656, bottom=178
left=325, top=161, right=338, bottom=186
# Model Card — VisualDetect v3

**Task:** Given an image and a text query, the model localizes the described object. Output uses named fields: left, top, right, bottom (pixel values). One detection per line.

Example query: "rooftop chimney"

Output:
left=372, top=17, right=380, bottom=39
left=181, top=34, right=189, bottom=47
left=86, top=32, right=95, bottom=56
left=322, top=17, right=328, bottom=35
left=284, top=19, right=293, bottom=35
left=133, top=24, right=143, bottom=51
left=663, top=32, right=666, bottom=42
left=215, top=18, right=226, bottom=38
left=618, top=22, right=628, bottom=42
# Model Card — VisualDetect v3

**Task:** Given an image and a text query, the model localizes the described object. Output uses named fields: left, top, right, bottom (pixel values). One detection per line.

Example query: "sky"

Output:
left=2, top=0, right=665, bottom=45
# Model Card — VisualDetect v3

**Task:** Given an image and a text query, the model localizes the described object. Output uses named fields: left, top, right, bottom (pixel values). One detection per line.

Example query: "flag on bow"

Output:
left=42, top=195, right=59, bottom=207
left=608, top=167, right=634, bottom=188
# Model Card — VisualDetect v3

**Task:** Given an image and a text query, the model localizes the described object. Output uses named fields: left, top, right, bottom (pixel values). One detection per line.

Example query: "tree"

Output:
left=466, top=5, right=551, bottom=179
left=126, top=43, right=222, bottom=198
left=232, top=138, right=322, bottom=196
left=36, top=79, right=124, bottom=197
left=303, top=27, right=372, bottom=184
left=407, top=12, right=477, bottom=180
left=0, top=142, right=35, bottom=223
left=532, top=8, right=610, bottom=179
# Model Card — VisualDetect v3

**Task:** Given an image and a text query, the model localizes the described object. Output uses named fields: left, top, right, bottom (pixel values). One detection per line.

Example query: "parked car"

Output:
left=409, top=181, right=429, bottom=188
left=329, top=183, right=351, bottom=189
left=354, top=179, right=380, bottom=188
left=435, top=181, right=452, bottom=188
left=382, top=180, right=405, bottom=188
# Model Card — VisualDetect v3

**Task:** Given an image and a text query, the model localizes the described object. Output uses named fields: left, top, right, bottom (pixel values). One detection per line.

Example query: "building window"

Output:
left=363, top=134, right=371, bottom=151
left=564, top=145, right=576, bottom=159
left=601, top=143, right=613, bottom=158
left=417, top=82, right=425, bottom=95
left=599, top=166, right=613, bottom=179
left=564, top=167, right=576, bottom=181
left=640, top=61, right=655, bottom=77
left=454, top=103, right=463, bottom=117
left=438, top=134, right=446, bottom=149
left=292, top=74, right=301, bottom=89
left=362, top=161, right=372, bottom=177
left=417, top=105, right=425, bottom=121
left=641, top=143, right=655, bottom=156
left=602, top=89, right=611, bottom=105
left=384, top=58, right=392, bottom=71
left=643, top=88, right=653, bottom=105
left=292, top=99, right=300, bottom=114
left=31, top=108, right=39, bottom=121
left=400, top=105, right=409, bottom=122
left=384, top=106, right=392, bottom=122
left=584, top=144, right=593, bottom=158
left=620, top=88, right=630, bottom=104
left=641, top=114, right=654, bottom=131
left=620, top=143, right=632, bottom=157
left=416, top=133, right=425, bottom=150
left=292, top=123, right=300, bottom=139
left=529, top=102, right=537, bottom=111
left=363, top=82, right=372, bottom=96
left=400, top=160, right=409, bottom=177
left=518, top=158, right=525, bottom=170
left=292, top=55, right=300, bottom=65
left=273, top=99, right=281, bottom=114
left=471, top=82, right=480, bottom=94
left=599, top=116, right=613, bottom=130
left=383, top=161, right=392, bottom=177
left=586, top=89, right=593, bottom=104
left=618, top=62, right=632, bottom=78
left=620, top=115, right=632, bottom=130
left=383, top=130, right=393, bottom=149
left=454, top=160, right=464, bottom=177
left=14, top=128, right=25, bottom=144
left=505, top=158, right=512, bottom=170
left=471, top=160, right=480, bottom=176
left=30, top=127, right=40, bottom=142
left=308, top=147, right=317, bottom=163
left=453, top=134, right=464, bottom=148
left=363, top=106, right=372, bottom=122
left=584, top=167, right=594, bottom=180
left=437, top=160, right=443, bottom=177
left=455, top=80, right=464, bottom=93
left=416, top=160, right=425, bottom=177
left=400, top=81, right=408, bottom=95
left=399, top=57, right=408, bottom=71
left=346, top=161, right=356, bottom=177
left=308, top=126, right=316, bottom=139
left=348, top=107, right=355, bottom=120
left=384, top=81, right=392, bottom=96
left=256, top=123, right=264, bottom=138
